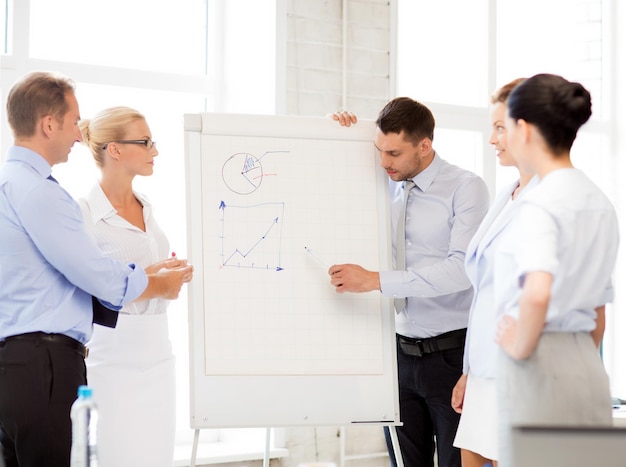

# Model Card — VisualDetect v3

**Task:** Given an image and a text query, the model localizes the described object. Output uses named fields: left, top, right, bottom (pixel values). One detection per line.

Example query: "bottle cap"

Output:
left=77, top=385, right=93, bottom=398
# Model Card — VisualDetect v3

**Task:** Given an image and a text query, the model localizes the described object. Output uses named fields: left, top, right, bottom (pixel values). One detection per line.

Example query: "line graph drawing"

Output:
left=219, top=200, right=285, bottom=271
left=221, top=150, right=288, bottom=195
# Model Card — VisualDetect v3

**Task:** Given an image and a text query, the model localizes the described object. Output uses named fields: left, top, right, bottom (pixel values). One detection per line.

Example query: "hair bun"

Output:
left=79, top=118, right=91, bottom=142
left=554, top=81, right=592, bottom=128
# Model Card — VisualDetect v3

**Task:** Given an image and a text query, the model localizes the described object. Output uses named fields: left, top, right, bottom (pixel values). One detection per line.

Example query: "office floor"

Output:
left=191, top=425, right=391, bottom=467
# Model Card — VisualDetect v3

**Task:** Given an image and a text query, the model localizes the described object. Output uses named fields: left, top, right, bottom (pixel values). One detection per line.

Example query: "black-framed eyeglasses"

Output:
left=102, top=139, right=156, bottom=150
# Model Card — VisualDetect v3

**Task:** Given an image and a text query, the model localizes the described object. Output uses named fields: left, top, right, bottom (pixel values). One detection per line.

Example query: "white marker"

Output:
left=304, top=246, right=330, bottom=269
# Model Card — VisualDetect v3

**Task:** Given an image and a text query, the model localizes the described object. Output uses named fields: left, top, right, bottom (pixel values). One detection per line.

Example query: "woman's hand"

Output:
left=451, top=374, right=468, bottom=414
left=495, top=315, right=520, bottom=358
left=145, top=257, right=189, bottom=275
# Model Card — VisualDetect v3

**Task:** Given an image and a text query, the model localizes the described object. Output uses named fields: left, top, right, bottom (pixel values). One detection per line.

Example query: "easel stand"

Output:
left=339, top=425, right=404, bottom=467
left=190, top=428, right=200, bottom=467
left=189, top=425, right=404, bottom=467
left=189, top=427, right=272, bottom=467
left=389, top=426, right=405, bottom=467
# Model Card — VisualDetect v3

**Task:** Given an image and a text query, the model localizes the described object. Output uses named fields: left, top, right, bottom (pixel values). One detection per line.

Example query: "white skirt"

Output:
left=453, top=371, right=498, bottom=460
left=86, top=313, right=176, bottom=467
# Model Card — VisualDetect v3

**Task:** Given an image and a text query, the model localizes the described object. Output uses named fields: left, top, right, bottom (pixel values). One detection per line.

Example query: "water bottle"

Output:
left=70, top=385, right=99, bottom=467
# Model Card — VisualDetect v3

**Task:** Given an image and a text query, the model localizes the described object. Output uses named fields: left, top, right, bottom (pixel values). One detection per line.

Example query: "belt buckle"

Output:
left=400, top=336, right=425, bottom=357
left=414, top=339, right=425, bottom=357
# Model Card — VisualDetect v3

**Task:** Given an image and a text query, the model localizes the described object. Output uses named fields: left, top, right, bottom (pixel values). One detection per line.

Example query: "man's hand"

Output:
left=328, top=263, right=380, bottom=293
left=327, top=110, right=358, bottom=127
left=451, top=373, right=468, bottom=414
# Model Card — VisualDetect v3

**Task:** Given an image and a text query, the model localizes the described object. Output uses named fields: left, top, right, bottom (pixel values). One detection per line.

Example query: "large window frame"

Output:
left=392, top=0, right=625, bottom=399
left=0, top=0, right=288, bottom=464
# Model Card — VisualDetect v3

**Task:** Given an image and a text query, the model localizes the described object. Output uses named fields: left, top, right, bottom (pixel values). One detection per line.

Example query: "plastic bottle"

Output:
left=70, top=385, right=99, bottom=467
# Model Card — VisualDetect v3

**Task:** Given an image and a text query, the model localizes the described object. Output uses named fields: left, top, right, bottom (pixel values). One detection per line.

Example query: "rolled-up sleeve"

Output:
left=19, top=179, right=147, bottom=306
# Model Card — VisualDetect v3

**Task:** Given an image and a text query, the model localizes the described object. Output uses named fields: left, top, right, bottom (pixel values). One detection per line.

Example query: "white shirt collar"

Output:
left=83, top=182, right=152, bottom=224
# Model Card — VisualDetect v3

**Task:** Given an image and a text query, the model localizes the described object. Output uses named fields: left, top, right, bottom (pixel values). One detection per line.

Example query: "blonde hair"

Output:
left=490, top=78, right=526, bottom=105
left=79, top=106, right=146, bottom=168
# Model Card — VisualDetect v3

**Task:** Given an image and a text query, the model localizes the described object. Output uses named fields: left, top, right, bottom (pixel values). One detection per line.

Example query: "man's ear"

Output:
left=418, top=137, right=432, bottom=155
left=40, top=115, right=55, bottom=138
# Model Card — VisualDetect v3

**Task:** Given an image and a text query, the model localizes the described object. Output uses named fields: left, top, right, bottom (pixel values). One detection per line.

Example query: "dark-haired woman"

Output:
left=494, top=73, right=619, bottom=466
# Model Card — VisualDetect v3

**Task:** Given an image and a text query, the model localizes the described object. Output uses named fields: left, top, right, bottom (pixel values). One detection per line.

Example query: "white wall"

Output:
left=285, top=0, right=390, bottom=119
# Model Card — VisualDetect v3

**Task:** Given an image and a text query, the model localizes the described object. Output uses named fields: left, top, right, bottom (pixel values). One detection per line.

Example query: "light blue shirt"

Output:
left=0, top=146, right=148, bottom=343
left=495, top=168, right=618, bottom=333
left=379, top=153, right=490, bottom=338
left=462, top=176, right=538, bottom=377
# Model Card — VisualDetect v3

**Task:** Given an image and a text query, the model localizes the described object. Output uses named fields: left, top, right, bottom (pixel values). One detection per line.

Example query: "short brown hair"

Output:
left=375, top=97, right=435, bottom=145
left=6, top=71, right=76, bottom=138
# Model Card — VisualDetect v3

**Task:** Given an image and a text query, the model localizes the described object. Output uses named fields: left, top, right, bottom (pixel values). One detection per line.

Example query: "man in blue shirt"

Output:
left=329, top=98, right=490, bottom=467
left=0, top=71, right=193, bottom=467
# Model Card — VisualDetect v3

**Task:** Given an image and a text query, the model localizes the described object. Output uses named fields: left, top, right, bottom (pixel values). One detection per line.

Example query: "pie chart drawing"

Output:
left=222, top=152, right=263, bottom=195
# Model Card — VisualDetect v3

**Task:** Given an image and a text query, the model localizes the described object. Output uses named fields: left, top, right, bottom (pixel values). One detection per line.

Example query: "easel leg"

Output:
left=264, top=427, right=271, bottom=467
left=390, top=426, right=404, bottom=467
left=190, top=428, right=200, bottom=467
left=339, top=426, right=346, bottom=467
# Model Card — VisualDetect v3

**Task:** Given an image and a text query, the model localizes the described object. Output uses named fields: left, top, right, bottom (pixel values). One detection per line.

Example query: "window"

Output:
left=1, top=0, right=280, bottom=462
left=397, top=0, right=624, bottom=398
left=29, top=0, right=208, bottom=74
left=396, top=0, right=489, bottom=108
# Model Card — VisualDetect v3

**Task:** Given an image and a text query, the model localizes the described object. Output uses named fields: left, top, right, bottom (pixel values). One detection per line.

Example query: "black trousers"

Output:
left=385, top=335, right=463, bottom=467
left=0, top=334, right=87, bottom=467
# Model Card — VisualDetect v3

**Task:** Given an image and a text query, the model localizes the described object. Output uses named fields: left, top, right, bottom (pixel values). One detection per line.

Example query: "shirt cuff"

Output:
left=122, top=263, right=149, bottom=303
left=379, top=270, right=405, bottom=298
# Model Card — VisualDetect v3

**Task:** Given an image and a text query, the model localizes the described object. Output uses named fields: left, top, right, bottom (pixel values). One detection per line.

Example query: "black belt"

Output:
left=398, top=328, right=466, bottom=357
left=0, top=332, right=88, bottom=358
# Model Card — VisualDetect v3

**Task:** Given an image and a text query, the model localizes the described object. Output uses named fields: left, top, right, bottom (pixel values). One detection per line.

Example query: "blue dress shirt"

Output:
left=379, top=153, right=490, bottom=338
left=0, top=146, right=148, bottom=343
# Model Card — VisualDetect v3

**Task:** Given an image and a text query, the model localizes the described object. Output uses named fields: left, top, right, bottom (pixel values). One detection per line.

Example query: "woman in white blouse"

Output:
left=494, top=74, right=619, bottom=467
left=79, top=107, right=187, bottom=467
left=451, top=78, right=537, bottom=467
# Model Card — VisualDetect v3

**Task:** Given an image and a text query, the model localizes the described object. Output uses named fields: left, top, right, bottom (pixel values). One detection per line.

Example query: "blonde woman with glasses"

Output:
left=79, top=107, right=190, bottom=467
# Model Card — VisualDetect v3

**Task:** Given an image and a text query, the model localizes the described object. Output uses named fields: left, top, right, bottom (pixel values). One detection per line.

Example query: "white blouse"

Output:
left=79, top=183, right=170, bottom=315
left=495, top=168, right=619, bottom=332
